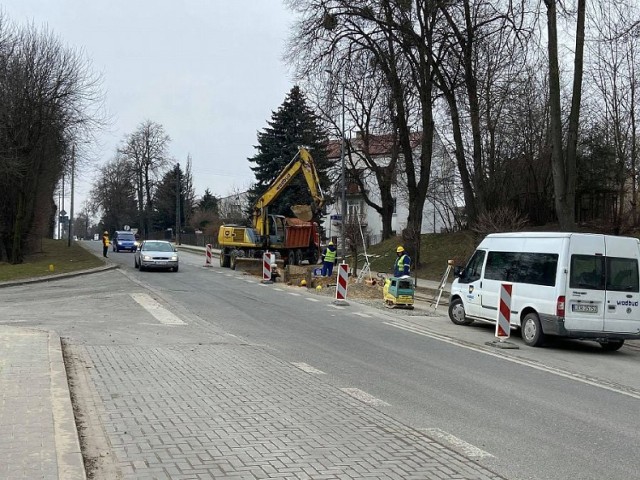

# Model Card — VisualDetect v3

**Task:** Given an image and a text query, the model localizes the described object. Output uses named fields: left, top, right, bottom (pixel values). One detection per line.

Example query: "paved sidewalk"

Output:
left=0, top=326, right=85, bottom=480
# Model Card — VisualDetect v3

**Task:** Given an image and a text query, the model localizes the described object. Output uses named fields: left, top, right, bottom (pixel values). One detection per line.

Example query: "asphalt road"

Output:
left=5, top=240, right=640, bottom=479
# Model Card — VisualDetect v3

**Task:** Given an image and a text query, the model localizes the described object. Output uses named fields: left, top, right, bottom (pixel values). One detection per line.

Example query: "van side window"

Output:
left=570, top=255, right=605, bottom=290
left=485, top=252, right=519, bottom=282
left=486, top=251, right=558, bottom=286
left=606, top=257, right=639, bottom=292
left=461, top=250, right=486, bottom=283
left=518, top=253, right=558, bottom=286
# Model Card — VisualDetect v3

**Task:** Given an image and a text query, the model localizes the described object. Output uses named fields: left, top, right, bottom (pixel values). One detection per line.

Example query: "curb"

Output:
left=0, top=264, right=119, bottom=289
left=49, top=331, right=87, bottom=480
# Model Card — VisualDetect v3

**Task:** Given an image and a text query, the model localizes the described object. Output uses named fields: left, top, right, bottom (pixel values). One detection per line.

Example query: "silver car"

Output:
left=134, top=240, right=179, bottom=272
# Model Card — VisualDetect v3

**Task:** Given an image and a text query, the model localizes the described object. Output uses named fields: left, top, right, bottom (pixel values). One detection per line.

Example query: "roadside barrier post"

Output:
left=485, top=282, right=518, bottom=349
left=261, top=251, right=273, bottom=284
left=204, top=244, right=213, bottom=267
left=333, top=262, right=350, bottom=306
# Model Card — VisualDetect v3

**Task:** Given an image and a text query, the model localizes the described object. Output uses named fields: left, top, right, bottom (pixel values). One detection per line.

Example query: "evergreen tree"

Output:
left=198, top=188, right=219, bottom=213
left=248, top=86, right=332, bottom=220
left=152, top=165, right=186, bottom=231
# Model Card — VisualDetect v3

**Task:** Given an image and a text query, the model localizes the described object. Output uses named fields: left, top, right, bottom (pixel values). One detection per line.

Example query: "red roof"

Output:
left=325, top=132, right=423, bottom=159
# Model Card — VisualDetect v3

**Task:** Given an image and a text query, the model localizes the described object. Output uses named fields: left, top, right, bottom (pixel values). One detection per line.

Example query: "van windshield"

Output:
left=569, top=255, right=639, bottom=292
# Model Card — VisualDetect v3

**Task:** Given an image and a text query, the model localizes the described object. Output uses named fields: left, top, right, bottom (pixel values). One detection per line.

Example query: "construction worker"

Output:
left=102, top=231, right=110, bottom=258
left=394, top=245, right=411, bottom=277
left=321, top=240, right=337, bottom=277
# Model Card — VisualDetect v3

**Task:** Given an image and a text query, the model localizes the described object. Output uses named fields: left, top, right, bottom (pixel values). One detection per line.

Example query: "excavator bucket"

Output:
left=291, top=204, right=314, bottom=222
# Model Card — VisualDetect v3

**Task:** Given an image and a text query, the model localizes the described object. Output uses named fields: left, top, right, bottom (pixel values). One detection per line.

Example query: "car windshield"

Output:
left=118, top=233, right=135, bottom=241
left=143, top=242, right=174, bottom=252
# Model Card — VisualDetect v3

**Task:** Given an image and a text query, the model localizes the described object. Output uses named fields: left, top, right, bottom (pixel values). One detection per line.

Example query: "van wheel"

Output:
left=599, top=340, right=624, bottom=352
left=521, top=313, right=545, bottom=347
left=448, top=298, right=473, bottom=325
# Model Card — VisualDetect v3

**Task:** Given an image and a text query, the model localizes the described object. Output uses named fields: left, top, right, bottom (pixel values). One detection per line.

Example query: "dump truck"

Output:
left=218, top=147, right=325, bottom=269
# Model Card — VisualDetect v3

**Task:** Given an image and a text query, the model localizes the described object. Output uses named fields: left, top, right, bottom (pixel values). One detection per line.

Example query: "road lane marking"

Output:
left=306, top=298, right=320, bottom=302
left=288, top=292, right=301, bottom=296
left=244, top=280, right=255, bottom=283
left=341, top=388, right=390, bottom=407
left=292, top=362, right=326, bottom=375
left=274, top=288, right=283, bottom=291
left=329, top=304, right=345, bottom=310
left=130, top=293, right=186, bottom=325
left=353, top=312, right=371, bottom=318
left=385, top=320, right=640, bottom=400
left=422, top=428, right=493, bottom=459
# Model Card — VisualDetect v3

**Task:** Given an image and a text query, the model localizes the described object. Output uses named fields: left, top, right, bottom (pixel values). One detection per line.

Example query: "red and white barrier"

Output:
left=261, top=251, right=273, bottom=284
left=334, top=262, right=349, bottom=305
left=204, top=244, right=213, bottom=267
left=496, top=283, right=512, bottom=340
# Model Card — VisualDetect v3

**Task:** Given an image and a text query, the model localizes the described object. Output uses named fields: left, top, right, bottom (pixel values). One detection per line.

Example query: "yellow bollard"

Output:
left=49, top=264, right=55, bottom=272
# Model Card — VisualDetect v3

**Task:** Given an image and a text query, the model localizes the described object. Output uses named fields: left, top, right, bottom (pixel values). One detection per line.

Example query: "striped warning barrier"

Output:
left=204, top=244, right=213, bottom=267
left=334, top=262, right=349, bottom=305
left=261, top=251, right=273, bottom=284
left=496, top=283, right=512, bottom=339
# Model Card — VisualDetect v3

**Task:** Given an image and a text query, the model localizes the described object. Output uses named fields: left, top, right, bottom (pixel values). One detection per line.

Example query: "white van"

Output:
left=448, top=232, right=640, bottom=350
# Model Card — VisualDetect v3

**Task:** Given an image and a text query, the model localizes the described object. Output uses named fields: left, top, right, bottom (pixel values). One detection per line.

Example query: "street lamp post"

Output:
left=326, top=68, right=348, bottom=262
left=339, top=82, right=347, bottom=262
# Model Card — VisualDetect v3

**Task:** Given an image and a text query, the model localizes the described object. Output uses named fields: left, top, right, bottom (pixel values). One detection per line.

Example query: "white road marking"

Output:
left=288, top=292, right=301, bottom=296
left=422, top=428, right=493, bottom=459
left=385, top=320, right=640, bottom=400
left=329, top=304, right=345, bottom=310
left=244, top=280, right=255, bottom=283
left=306, top=298, right=320, bottom=302
left=341, top=388, right=390, bottom=407
left=274, top=288, right=283, bottom=292
left=292, top=362, right=326, bottom=375
left=353, top=312, right=371, bottom=318
left=130, top=293, right=186, bottom=325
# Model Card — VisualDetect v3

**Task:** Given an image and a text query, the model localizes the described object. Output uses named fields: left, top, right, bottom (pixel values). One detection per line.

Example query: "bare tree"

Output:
left=544, top=0, right=586, bottom=230
left=119, top=120, right=171, bottom=237
left=0, top=15, right=104, bottom=262
left=587, top=0, right=640, bottom=230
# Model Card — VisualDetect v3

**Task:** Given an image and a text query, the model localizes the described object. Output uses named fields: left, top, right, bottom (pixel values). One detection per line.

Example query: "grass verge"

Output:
left=0, top=239, right=104, bottom=282
left=352, top=230, right=477, bottom=281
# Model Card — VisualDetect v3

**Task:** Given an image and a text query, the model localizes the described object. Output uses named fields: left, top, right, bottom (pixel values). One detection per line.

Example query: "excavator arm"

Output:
left=252, top=147, right=325, bottom=235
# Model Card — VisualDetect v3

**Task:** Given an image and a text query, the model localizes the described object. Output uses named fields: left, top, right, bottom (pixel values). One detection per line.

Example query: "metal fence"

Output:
left=147, top=231, right=218, bottom=249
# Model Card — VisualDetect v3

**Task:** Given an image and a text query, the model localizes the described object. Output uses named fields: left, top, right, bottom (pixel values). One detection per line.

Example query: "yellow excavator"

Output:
left=218, top=147, right=325, bottom=269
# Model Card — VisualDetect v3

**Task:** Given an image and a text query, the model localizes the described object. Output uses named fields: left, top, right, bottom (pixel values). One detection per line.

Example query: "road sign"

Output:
left=330, top=214, right=342, bottom=221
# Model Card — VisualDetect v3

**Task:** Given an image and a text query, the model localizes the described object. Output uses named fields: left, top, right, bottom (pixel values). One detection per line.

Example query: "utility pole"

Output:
left=175, top=163, right=181, bottom=245
left=340, top=82, right=347, bottom=262
left=68, top=145, right=75, bottom=247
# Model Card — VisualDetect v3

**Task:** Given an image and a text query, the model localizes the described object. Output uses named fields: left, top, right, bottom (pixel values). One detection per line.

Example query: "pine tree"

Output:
left=248, top=86, right=332, bottom=219
left=152, top=165, right=185, bottom=231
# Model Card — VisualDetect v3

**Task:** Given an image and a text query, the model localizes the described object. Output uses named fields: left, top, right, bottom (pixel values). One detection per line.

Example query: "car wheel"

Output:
left=599, top=340, right=624, bottom=352
left=134, top=258, right=139, bottom=269
left=521, top=312, right=545, bottom=347
left=448, top=298, right=474, bottom=326
left=230, top=254, right=237, bottom=270
left=139, top=264, right=146, bottom=272
left=173, top=265, right=179, bottom=272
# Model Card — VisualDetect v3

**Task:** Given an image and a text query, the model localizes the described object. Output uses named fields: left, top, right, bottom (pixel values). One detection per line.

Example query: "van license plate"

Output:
left=572, top=304, right=598, bottom=313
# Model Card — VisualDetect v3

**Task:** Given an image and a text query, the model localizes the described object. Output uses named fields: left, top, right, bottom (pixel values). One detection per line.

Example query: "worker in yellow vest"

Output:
left=321, top=241, right=337, bottom=277
left=102, top=231, right=110, bottom=258
left=394, top=246, right=411, bottom=277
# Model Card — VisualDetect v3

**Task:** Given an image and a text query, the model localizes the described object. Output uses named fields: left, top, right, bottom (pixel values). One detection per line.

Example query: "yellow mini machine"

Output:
left=383, top=275, right=415, bottom=309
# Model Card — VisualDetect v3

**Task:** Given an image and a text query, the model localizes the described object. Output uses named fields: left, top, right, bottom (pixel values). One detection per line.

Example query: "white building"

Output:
left=322, top=131, right=460, bottom=246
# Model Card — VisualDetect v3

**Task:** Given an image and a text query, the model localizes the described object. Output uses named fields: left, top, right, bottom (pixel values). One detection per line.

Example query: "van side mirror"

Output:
left=453, top=266, right=463, bottom=277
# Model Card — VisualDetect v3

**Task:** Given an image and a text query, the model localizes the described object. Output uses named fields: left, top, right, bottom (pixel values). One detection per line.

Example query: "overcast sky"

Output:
left=2, top=1, right=296, bottom=211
